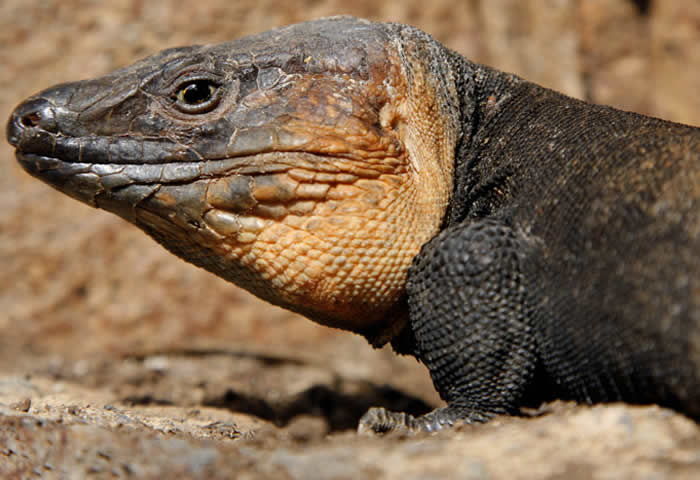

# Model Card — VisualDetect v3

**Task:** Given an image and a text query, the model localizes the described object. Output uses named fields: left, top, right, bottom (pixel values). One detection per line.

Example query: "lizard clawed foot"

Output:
left=357, top=406, right=492, bottom=435
left=358, top=407, right=422, bottom=435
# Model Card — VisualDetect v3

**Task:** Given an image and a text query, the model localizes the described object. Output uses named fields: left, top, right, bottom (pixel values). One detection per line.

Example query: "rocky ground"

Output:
left=1, top=0, right=699, bottom=478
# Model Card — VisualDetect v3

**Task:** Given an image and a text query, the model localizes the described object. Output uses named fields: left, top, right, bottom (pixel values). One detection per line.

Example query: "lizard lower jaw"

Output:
left=16, top=153, right=102, bottom=207
left=15, top=151, right=206, bottom=209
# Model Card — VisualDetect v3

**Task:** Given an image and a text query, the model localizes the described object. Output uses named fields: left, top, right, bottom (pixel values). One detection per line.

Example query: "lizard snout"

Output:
left=6, top=97, right=58, bottom=149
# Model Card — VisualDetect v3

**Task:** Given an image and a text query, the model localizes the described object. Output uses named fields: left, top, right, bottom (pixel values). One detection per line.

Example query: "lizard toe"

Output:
left=358, top=406, right=492, bottom=434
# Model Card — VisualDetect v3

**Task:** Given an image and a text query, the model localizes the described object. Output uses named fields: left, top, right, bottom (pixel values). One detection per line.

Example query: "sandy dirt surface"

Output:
left=1, top=0, right=700, bottom=478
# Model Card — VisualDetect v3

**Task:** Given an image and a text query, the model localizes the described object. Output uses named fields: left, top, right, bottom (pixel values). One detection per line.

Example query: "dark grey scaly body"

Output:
left=6, top=17, right=699, bottom=432
left=397, top=72, right=700, bottom=430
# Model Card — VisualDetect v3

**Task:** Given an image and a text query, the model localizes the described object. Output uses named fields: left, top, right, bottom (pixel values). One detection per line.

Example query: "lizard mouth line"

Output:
left=14, top=148, right=392, bottom=211
left=14, top=149, right=368, bottom=187
left=11, top=124, right=391, bottom=166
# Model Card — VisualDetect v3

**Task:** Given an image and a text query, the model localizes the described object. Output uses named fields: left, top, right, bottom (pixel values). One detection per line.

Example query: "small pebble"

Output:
left=10, top=397, right=31, bottom=412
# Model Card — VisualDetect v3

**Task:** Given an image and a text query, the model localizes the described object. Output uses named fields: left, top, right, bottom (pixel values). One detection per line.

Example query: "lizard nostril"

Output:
left=6, top=97, right=59, bottom=148
left=13, top=98, right=58, bottom=135
left=20, top=112, right=42, bottom=128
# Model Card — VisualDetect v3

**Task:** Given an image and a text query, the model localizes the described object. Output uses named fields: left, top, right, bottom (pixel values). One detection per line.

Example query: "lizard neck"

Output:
left=445, top=56, right=530, bottom=225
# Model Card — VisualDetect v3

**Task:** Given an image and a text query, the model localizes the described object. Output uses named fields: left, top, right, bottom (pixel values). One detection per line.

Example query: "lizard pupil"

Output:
left=180, top=80, right=214, bottom=105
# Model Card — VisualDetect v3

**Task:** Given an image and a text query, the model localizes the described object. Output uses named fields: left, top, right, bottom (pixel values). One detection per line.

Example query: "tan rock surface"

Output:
left=2, top=0, right=699, bottom=478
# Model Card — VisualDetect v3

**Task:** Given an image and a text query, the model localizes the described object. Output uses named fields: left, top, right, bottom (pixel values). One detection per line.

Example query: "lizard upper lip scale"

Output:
left=6, top=16, right=699, bottom=433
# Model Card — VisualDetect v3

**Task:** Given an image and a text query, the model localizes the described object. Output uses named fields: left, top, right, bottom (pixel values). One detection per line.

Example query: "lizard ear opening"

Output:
left=379, top=101, right=402, bottom=133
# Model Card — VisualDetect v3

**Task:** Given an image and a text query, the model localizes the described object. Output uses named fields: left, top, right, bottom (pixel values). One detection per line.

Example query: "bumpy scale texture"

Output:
left=6, top=17, right=700, bottom=432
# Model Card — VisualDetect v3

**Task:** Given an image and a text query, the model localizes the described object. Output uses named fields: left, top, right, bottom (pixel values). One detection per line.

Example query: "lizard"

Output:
left=6, top=16, right=700, bottom=433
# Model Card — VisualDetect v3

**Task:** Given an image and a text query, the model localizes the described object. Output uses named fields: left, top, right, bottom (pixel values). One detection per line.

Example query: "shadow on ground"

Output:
left=120, top=348, right=433, bottom=432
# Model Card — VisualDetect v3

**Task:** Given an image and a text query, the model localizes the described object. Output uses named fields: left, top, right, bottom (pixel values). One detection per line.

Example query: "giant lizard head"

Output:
left=7, top=17, right=461, bottom=345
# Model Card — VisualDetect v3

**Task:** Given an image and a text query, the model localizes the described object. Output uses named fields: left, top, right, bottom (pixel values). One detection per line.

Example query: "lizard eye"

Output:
left=173, top=79, right=221, bottom=113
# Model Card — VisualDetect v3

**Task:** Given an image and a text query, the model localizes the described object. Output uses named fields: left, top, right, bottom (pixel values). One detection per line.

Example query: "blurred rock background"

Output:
left=1, top=1, right=699, bottom=478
